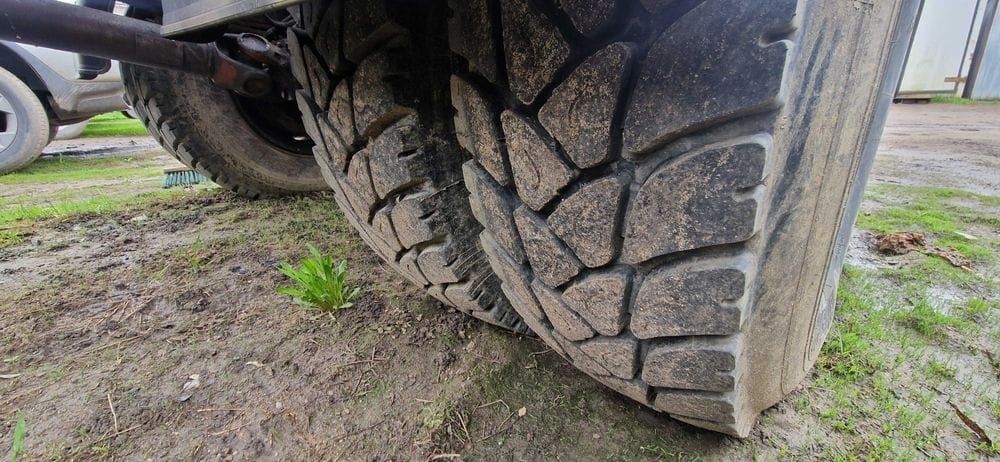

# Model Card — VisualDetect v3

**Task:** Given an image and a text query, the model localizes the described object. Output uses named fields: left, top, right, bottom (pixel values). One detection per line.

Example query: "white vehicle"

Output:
left=0, top=2, right=128, bottom=173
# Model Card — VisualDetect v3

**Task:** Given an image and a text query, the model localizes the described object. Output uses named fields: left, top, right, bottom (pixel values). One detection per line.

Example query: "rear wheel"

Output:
left=448, top=0, right=918, bottom=435
left=121, top=63, right=326, bottom=197
left=287, top=0, right=526, bottom=332
left=0, top=66, right=49, bottom=174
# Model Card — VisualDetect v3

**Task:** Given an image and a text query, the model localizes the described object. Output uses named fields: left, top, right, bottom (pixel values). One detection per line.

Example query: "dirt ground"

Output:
left=1, top=103, right=998, bottom=461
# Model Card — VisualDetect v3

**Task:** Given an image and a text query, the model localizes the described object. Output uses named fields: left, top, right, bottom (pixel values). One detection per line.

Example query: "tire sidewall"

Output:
left=0, top=67, right=50, bottom=174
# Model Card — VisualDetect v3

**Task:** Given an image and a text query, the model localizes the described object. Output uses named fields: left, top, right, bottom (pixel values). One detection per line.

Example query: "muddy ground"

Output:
left=1, top=103, right=998, bottom=461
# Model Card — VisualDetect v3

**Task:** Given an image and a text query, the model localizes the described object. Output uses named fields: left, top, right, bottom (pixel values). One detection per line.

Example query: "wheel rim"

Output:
left=230, top=92, right=314, bottom=156
left=0, top=92, right=18, bottom=153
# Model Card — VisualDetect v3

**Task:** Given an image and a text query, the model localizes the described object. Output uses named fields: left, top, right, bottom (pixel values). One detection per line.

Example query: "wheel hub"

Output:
left=0, top=92, right=18, bottom=152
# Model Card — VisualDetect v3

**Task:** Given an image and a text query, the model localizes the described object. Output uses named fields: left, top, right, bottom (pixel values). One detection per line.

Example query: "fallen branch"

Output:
left=948, top=401, right=992, bottom=445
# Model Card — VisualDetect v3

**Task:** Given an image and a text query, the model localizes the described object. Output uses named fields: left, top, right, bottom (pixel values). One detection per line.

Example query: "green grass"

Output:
left=930, top=95, right=1000, bottom=105
left=0, top=190, right=184, bottom=228
left=857, top=186, right=999, bottom=263
left=79, top=112, right=148, bottom=138
left=0, top=155, right=162, bottom=185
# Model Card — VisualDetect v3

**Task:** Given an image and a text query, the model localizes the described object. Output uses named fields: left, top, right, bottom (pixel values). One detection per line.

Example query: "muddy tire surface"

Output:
left=448, top=0, right=919, bottom=435
left=287, top=1, right=527, bottom=332
left=121, top=64, right=327, bottom=197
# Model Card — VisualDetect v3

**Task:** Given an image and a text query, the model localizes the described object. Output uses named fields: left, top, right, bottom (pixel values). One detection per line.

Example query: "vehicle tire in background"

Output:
left=0, top=66, right=50, bottom=174
left=448, top=0, right=918, bottom=435
left=287, top=0, right=527, bottom=332
left=121, top=63, right=327, bottom=197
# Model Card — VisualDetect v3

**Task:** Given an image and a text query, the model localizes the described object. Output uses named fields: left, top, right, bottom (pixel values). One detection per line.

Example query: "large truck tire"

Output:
left=448, top=0, right=919, bottom=436
left=0, top=66, right=49, bottom=174
left=121, top=64, right=327, bottom=197
left=287, top=1, right=527, bottom=332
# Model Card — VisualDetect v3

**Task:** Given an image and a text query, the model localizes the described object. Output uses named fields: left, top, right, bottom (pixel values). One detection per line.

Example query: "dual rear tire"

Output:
left=127, top=0, right=918, bottom=436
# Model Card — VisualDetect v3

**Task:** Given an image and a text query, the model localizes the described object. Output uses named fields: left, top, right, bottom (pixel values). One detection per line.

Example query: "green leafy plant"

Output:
left=277, top=244, right=360, bottom=315
left=9, top=412, right=26, bottom=462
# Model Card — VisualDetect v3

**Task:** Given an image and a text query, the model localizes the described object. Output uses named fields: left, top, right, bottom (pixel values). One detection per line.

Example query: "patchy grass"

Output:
left=0, top=154, right=162, bottom=185
left=79, top=112, right=148, bottom=138
left=857, top=185, right=998, bottom=264
left=792, top=182, right=1000, bottom=460
left=931, top=96, right=1000, bottom=105
left=0, top=150, right=202, bottom=249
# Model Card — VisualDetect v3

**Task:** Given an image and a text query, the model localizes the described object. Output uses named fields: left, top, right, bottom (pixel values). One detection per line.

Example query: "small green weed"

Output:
left=9, top=412, right=26, bottom=462
left=926, top=359, right=956, bottom=379
left=277, top=244, right=360, bottom=314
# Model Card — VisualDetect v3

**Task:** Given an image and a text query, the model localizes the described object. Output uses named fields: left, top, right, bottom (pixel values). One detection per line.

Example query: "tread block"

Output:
left=399, top=248, right=430, bottom=286
left=632, top=264, right=747, bottom=338
left=562, top=268, right=630, bottom=337
left=481, top=233, right=545, bottom=321
left=365, top=116, right=425, bottom=198
left=652, top=390, right=736, bottom=424
left=452, top=76, right=511, bottom=185
left=559, top=0, right=616, bottom=36
left=287, top=30, right=309, bottom=94
left=514, top=207, right=583, bottom=288
left=352, top=51, right=416, bottom=139
left=371, top=208, right=403, bottom=253
left=327, top=79, right=358, bottom=148
left=641, top=337, right=738, bottom=392
left=344, top=152, right=378, bottom=219
left=313, top=3, right=345, bottom=75
left=553, top=332, right=613, bottom=377
left=531, top=280, right=595, bottom=341
left=622, top=141, right=768, bottom=263
left=448, top=0, right=502, bottom=83
left=342, top=0, right=399, bottom=63
left=548, top=176, right=626, bottom=268
left=303, top=46, right=333, bottom=109
left=389, top=196, right=437, bottom=248
left=500, top=0, right=572, bottom=104
left=623, top=0, right=795, bottom=154
left=539, top=43, right=632, bottom=169
left=579, top=336, right=639, bottom=379
left=446, top=266, right=500, bottom=312
left=513, top=299, right=566, bottom=356
left=464, top=163, right=527, bottom=263
left=599, top=376, right=652, bottom=405
left=416, top=244, right=460, bottom=284
left=501, top=111, right=577, bottom=211
left=638, top=0, right=678, bottom=16
left=316, top=117, right=350, bottom=173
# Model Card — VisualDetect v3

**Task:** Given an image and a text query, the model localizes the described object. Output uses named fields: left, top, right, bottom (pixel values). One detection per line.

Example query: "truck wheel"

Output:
left=0, top=66, right=49, bottom=174
left=287, top=1, right=526, bottom=332
left=120, top=64, right=327, bottom=197
left=449, top=0, right=918, bottom=435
